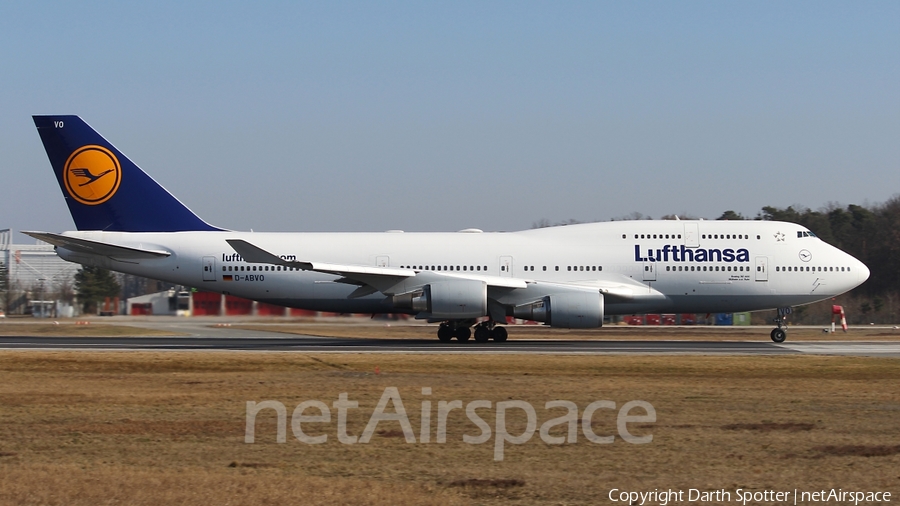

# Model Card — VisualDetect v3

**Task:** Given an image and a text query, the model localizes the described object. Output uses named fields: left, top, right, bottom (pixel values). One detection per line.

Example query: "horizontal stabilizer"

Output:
left=22, top=231, right=171, bottom=259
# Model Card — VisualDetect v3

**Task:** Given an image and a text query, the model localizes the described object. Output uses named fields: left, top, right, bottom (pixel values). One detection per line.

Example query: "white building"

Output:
left=1, top=229, right=80, bottom=315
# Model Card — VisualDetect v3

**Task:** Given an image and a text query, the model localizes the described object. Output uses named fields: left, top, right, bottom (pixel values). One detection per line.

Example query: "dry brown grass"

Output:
left=1, top=352, right=899, bottom=505
left=0, top=322, right=182, bottom=337
left=231, top=322, right=900, bottom=341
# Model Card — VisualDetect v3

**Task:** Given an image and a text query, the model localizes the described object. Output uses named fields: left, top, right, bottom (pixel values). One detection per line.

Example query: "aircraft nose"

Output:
left=857, top=260, right=870, bottom=285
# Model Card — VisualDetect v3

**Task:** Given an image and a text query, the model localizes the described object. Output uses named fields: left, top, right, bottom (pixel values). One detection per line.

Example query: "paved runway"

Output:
left=2, top=335, right=899, bottom=356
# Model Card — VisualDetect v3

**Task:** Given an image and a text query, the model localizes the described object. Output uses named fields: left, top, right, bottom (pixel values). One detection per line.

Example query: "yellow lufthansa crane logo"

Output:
left=63, top=145, right=122, bottom=205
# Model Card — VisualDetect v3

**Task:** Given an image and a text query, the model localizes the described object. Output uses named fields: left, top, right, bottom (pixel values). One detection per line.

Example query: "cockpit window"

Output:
left=797, top=230, right=818, bottom=238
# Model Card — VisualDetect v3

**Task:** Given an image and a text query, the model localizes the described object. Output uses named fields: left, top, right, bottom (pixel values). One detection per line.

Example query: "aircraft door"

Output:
left=642, top=261, right=657, bottom=281
left=755, top=256, right=768, bottom=282
left=202, top=256, right=216, bottom=282
left=499, top=256, right=513, bottom=277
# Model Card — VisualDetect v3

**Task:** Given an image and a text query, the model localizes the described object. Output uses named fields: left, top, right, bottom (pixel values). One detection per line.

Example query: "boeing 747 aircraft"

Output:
left=26, top=116, right=869, bottom=343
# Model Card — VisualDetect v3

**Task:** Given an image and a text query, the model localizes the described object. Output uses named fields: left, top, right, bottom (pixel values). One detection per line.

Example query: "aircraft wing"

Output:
left=226, top=239, right=528, bottom=295
left=22, top=231, right=171, bottom=259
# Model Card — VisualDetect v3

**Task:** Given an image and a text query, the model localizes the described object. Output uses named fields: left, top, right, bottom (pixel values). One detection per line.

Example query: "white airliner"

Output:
left=26, top=116, right=869, bottom=343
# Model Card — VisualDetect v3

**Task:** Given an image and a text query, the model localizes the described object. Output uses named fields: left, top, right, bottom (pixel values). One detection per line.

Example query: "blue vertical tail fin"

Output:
left=33, top=115, right=222, bottom=232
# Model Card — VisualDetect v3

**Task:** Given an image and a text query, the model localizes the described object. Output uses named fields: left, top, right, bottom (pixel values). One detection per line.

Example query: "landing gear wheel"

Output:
left=454, top=326, right=471, bottom=342
left=437, top=325, right=453, bottom=342
left=770, top=328, right=786, bottom=343
left=474, top=326, right=491, bottom=343
left=491, top=326, right=508, bottom=342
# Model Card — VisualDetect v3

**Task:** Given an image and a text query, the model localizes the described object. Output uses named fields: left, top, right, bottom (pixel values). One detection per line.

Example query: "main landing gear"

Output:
left=770, top=307, right=792, bottom=343
left=438, top=320, right=508, bottom=343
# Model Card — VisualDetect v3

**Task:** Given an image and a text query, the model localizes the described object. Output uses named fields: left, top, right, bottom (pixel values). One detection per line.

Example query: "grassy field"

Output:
left=232, top=321, right=900, bottom=341
left=1, top=351, right=898, bottom=505
left=0, top=322, right=182, bottom=337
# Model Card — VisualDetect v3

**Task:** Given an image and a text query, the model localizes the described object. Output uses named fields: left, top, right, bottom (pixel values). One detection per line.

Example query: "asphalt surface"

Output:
left=2, top=335, right=899, bottom=356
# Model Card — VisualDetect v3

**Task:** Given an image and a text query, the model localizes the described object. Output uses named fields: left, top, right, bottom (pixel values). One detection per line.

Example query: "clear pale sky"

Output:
left=2, top=1, right=898, bottom=241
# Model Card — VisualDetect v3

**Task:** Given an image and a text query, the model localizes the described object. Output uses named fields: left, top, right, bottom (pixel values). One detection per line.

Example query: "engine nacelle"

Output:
left=392, top=279, right=487, bottom=319
left=514, top=292, right=604, bottom=328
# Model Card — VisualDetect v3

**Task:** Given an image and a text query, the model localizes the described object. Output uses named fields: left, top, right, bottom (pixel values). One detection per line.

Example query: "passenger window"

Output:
left=555, top=266, right=559, bottom=271
left=543, top=266, right=547, bottom=271
left=667, top=266, right=671, bottom=271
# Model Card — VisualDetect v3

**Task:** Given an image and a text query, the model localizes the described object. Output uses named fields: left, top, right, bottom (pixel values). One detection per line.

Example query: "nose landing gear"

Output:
left=770, top=307, right=792, bottom=343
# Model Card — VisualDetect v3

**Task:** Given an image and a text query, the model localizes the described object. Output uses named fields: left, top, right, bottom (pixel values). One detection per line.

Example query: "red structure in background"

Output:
left=257, top=302, right=286, bottom=316
left=131, top=303, right=152, bottom=315
left=224, top=295, right=252, bottom=316
left=624, top=314, right=697, bottom=325
left=192, top=291, right=221, bottom=316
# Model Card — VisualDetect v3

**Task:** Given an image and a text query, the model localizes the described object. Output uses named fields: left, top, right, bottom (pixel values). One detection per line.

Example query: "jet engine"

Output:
left=513, top=292, right=604, bottom=328
left=392, top=279, right=488, bottom=319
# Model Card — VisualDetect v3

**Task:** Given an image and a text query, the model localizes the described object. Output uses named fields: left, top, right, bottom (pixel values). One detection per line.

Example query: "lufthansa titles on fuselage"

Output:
left=634, top=244, right=750, bottom=263
left=222, top=252, right=296, bottom=262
